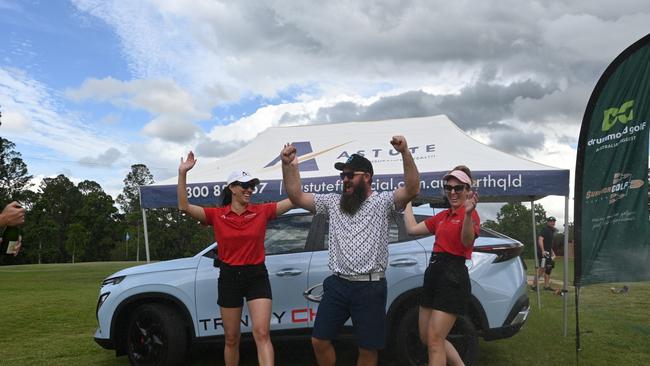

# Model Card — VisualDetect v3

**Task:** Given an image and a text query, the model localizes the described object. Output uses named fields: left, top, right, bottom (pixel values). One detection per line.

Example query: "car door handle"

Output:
left=303, top=283, right=323, bottom=303
left=275, top=268, right=303, bottom=277
left=389, top=258, right=418, bottom=267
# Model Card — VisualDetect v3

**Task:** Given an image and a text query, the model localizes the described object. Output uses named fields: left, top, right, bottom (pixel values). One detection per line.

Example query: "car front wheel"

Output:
left=393, top=305, right=478, bottom=366
left=126, top=303, right=187, bottom=366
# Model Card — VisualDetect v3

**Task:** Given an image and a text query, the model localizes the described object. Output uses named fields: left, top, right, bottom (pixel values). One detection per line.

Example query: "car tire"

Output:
left=393, top=306, right=427, bottom=366
left=393, top=306, right=478, bottom=366
left=126, top=303, right=187, bottom=366
left=448, top=313, right=479, bottom=365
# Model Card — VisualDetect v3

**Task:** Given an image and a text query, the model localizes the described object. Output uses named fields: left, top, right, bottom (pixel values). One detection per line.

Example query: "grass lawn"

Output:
left=0, top=262, right=134, bottom=366
left=478, top=258, right=650, bottom=365
left=1, top=260, right=649, bottom=365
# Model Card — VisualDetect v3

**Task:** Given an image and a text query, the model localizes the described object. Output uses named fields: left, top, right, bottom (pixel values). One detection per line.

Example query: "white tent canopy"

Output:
left=141, top=115, right=568, bottom=208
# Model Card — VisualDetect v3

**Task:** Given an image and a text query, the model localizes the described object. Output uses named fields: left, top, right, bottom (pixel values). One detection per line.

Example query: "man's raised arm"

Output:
left=281, top=144, right=316, bottom=213
left=391, top=135, right=420, bottom=210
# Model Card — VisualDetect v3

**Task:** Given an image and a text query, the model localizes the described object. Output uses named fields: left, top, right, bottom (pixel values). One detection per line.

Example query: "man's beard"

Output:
left=340, top=182, right=368, bottom=215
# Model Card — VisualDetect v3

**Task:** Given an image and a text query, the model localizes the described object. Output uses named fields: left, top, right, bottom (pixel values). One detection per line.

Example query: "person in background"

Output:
left=281, top=136, right=420, bottom=366
left=177, top=151, right=293, bottom=366
left=532, top=216, right=557, bottom=291
left=403, top=165, right=479, bottom=366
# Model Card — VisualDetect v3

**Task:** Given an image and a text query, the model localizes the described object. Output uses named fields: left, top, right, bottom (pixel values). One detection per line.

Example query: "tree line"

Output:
left=483, top=202, right=573, bottom=259
left=1, top=137, right=212, bottom=266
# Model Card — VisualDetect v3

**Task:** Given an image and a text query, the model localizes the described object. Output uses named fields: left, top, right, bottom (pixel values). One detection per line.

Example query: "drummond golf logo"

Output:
left=602, top=100, right=634, bottom=132
left=588, top=99, right=646, bottom=151
left=585, top=172, right=645, bottom=204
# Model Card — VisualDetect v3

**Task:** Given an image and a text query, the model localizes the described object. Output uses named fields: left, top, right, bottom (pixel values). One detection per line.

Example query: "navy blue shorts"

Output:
left=217, top=263, right=272, bottom=308
left=312, top=275, right=387, bottom=350
left=419, top=253, right=470, bottom=315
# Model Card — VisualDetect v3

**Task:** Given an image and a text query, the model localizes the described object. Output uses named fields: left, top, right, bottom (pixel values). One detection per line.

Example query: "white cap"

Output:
left=226, top=170, right=259, bottom=185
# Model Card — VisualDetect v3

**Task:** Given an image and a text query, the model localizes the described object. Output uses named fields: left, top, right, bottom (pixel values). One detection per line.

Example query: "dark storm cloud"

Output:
left=203, top=2, right=323, bottom=54
left=512, top=83, right=592, bottom=123
left=195, top=139, right=246, bottom=158
left=276, top=76, right=559, bottom=156
left=486, top=127, right=545, bottom=158
left=438, top=80, right=556, bottom=129
left=79, top=147, right=122, bottom=167
left=288, top=78, right=556, bottom=130
left=277, top=112, right=307, bottom=125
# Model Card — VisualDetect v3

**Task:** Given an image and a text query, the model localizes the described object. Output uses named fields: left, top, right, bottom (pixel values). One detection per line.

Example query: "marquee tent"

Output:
left=141, top=115, right=568, bottom=207
left=139, top=115, right=570, bottom=326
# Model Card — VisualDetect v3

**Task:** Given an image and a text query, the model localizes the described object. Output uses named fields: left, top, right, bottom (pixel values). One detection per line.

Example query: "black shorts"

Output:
left=419, top=252, right=470, bottom=315
left=538, top=254, right=554, bottom=274
left=217, top=262, right=272, bottom=308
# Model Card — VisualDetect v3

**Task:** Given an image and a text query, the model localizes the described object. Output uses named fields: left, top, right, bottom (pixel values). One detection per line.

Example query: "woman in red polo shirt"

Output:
left=404, top=165, right=479, bottom=366
left=177, top=151, right=293, bottom=366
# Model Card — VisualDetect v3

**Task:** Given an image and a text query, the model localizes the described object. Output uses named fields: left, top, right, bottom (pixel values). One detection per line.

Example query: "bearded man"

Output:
left=281, top=136, right=420, bottom=366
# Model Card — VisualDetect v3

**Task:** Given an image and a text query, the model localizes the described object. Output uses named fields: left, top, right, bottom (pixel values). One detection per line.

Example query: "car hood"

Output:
left=108, top=257, right=199, bottom=278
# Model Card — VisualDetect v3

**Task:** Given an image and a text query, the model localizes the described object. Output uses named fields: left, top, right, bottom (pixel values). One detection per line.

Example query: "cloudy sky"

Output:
left=1, top=0, right=649, bottom=225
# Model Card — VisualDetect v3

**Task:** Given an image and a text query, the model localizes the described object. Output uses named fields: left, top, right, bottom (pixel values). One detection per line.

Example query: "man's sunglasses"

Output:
left=232, top=181, right=258, bottom=190
left=443, top=184, right=467, bottom=193
left=339, top=172, right=366, bottom=180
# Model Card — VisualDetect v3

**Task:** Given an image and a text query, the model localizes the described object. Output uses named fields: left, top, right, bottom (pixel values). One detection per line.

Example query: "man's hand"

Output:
left=179, top=151, right=197, bottom=174
left=281, top=144, right=297, bottom=165
left=0, top=202, right=25, bottom=227
left=390, top=135, right=408, bottom=153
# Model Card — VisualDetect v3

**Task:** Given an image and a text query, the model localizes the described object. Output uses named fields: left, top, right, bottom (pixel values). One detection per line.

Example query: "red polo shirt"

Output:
left=203, top=202, right=277, bottom=265
left=424, top=206, right=480, bottom=259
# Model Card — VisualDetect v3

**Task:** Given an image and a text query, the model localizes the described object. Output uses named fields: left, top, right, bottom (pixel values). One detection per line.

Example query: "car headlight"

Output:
left=101, top=275, right=125, bottom=287
left=96, top=292, right=110, bottom=320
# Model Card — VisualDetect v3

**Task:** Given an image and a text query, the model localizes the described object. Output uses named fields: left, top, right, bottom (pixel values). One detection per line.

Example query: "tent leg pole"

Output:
left=563, top=195, right=569, bottom=336
left=531, top=200, right=541, bottom=309
left=142, top=208, right=150, bottom=263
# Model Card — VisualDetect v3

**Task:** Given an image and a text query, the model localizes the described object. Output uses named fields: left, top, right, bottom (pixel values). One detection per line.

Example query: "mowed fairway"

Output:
left=1, top=261, right=650, bottom=366
left=0, top=262, right=134, bottom=365
left=477, top=259, right=650, bottom=365
left=0, top=262, right=350, bottom=366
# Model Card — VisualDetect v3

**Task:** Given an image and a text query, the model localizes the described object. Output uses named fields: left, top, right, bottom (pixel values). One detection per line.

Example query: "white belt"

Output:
left=336, top=271, right=385, bottom=282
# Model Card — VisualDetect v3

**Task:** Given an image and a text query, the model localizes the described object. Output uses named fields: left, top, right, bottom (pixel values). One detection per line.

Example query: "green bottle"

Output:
left=2, top=225, right=21, bottom=255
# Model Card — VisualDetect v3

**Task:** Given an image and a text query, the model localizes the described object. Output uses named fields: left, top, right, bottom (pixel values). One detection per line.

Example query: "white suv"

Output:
left=95, top=208, right=529, bottom=365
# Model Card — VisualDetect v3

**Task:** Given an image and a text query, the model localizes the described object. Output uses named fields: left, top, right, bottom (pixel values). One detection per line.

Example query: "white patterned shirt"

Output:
left=314, top=191, right=397, bottom=275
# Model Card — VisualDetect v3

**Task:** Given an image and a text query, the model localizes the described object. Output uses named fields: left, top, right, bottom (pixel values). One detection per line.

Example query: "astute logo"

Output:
left=264, top=141, right=354, bottom=172
left=265, top=141, right=318, bottom=171
left=602, top=100, right=634, bottom=131
left=585, top=172, right=645, bottom=204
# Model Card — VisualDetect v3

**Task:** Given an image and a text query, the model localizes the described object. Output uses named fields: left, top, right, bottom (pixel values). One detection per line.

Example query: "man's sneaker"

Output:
left=530, top=286, right=537, bottom=291
left=544, top=286, right=554, bottom=291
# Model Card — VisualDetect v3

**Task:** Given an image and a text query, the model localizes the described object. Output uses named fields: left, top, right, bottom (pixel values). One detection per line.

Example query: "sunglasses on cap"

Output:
left=443, top=184, right=467, bottom=193
left=339, top=171, right=367, bottom=180
left=232, top=181, right=258, bottom=190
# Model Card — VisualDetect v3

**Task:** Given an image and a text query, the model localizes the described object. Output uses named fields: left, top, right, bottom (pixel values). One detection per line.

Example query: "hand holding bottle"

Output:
left=1, top=202, right=24, bottom=256
left=0, top=201, right=25, bottom=227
